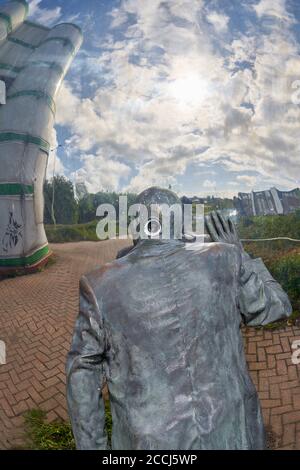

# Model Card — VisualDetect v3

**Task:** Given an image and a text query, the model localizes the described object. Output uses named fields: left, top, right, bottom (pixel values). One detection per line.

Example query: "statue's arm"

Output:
left=66, top=276, right=108, bottom=450
left=238, top=254, right=292, bottom=326
left=205, top=211, right=292, bottom=326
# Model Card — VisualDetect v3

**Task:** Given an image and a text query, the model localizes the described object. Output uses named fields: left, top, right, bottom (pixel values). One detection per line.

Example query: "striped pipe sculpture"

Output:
left=0, top=0, right=82, bottom=272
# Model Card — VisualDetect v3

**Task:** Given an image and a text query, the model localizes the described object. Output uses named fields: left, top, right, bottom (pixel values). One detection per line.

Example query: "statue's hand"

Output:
left=205, top=211, right=243, bottom=250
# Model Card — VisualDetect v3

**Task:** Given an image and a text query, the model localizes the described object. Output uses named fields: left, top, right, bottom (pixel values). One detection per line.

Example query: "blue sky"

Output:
left=25, top=0, right=300, bottom=196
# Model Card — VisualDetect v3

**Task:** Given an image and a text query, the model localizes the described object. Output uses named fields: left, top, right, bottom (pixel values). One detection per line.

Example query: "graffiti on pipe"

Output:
left=2, top=211, right=23, bottom=253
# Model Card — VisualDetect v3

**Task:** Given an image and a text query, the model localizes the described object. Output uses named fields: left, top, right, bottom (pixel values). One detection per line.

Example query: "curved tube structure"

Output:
left=0, top=1, right=82, bottom=272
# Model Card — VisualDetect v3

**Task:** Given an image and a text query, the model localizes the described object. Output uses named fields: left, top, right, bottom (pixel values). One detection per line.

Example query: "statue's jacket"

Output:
left=66, top=239, right=292, bottom=450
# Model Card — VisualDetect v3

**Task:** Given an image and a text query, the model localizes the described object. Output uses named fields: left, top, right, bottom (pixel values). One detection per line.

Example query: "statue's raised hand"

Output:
left=205, top=211, right=243, bottom=250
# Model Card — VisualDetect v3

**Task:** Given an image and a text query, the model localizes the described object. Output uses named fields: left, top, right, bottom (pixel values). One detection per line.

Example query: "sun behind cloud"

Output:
left=44, top=0, right=300, bottom=195
left=168, top=74, right=212, bottom=106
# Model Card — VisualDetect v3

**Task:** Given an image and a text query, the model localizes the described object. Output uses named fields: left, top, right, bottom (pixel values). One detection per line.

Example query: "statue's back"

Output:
left=84, top=239, right=265, bottom=450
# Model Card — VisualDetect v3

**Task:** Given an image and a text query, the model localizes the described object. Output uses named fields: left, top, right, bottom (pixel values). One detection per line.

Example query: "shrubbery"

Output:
left=23, top=405, right=112, bottom=450
left=24, top=409, right=75, bottom=450
left=268, top=251, right=300, bottom=313
left=238, top=213, right=300, bottom=317
left=238, top=211, right=300, bottom=240
left=45, top=221, right=99, bottom=243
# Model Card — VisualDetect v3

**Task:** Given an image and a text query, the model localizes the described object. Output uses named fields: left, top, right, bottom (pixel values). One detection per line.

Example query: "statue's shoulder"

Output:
left=83, top=258, right=126, bottom=290
left=188, top=241, right=240, bottom=259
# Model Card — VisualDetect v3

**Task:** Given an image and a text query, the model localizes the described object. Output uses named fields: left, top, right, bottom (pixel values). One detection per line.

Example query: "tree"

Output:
left=78, top=194, right=96, bottom=224
left=44, top=176, right=78, bottom=225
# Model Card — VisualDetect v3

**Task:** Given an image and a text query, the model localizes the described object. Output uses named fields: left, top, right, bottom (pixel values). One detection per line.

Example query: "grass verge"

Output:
left=23, top=403, right=112, bottom=450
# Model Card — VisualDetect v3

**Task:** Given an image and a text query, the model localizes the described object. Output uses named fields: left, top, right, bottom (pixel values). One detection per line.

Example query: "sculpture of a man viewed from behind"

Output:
left=66, top=186, right=292, bottom=450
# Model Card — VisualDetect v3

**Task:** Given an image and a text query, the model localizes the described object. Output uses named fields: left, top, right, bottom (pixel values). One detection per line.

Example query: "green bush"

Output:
left=24, top=409, right=75, bottom=450
left=237, top=213, right=300, bottom=320
left=238, top=211, right=300, bottom=241
left=268, top=251, right=300, bottom=312
left=45, top=220, right=121, bottom=243
left=45, top=221, right=99, bottom=243
left=44, top=176, right=78, bottom=225
left=24, top=404, right=112, bottom=450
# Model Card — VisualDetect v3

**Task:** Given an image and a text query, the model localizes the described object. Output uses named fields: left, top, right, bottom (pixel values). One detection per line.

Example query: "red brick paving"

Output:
left=0, top=240, right=299, bottom=449
left=244, top=327, right=300, bottom=449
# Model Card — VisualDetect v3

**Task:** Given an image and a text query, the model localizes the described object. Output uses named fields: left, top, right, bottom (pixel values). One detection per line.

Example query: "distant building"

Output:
left=234, top=187, right=300, bottom=216
left=181, top=196, right=193, bottom=204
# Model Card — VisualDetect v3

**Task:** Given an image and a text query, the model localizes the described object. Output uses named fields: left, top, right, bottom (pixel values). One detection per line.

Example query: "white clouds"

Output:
left=28, top=0, right=61, bottom=26
left=55, top=0, right=300, bottom=194
left=253, top=0, right=293, bottom=23
left=203, top=179, right=216, bottom=189
left=72, top=153, right=131, bottom=193
left=109, top=8, right=128, bottom=29
left=236, top=175, right=257, bottom=187
left=206, top=11, right=229, bottom=33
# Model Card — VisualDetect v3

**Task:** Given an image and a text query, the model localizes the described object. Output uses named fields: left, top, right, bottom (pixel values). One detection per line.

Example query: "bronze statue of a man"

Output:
left=66, top=187, right=292, bottom=450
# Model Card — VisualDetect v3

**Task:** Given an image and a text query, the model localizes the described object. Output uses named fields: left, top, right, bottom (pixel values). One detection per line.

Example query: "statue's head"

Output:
left=133, top=186, right=183, bottom=241
left=136, top=186, right=181, bottom=208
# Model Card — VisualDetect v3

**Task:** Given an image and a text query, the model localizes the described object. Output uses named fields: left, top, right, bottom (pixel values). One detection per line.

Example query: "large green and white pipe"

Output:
left=0, top=0, right=82, bottom=271
left=0, top=0, right=27, bottom=43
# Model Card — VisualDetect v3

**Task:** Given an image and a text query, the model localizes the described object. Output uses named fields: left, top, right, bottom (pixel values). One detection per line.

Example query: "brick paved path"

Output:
left=244, top=327, right=300, bottom=449
left=0, top=241, right=299, bottom=449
